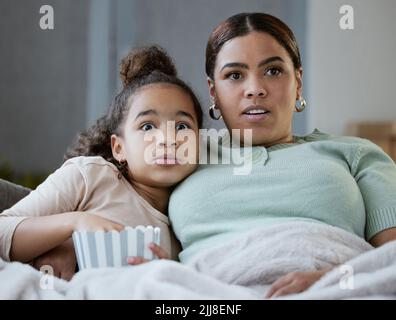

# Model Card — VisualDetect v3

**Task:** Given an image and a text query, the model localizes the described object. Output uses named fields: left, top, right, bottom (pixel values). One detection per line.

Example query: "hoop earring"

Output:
left=118, top=159, right=127, bottom=171
left=209, top=104, right=222, bottom=120
left=295, top=97, right=307, bottom=112
left=117, top=159, right=127, bottom=179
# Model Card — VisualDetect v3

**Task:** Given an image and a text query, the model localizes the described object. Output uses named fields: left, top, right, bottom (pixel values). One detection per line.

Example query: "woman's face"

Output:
left=209, top=31, right=302, bottom=147
left=112, top=83, right=199, bottom=188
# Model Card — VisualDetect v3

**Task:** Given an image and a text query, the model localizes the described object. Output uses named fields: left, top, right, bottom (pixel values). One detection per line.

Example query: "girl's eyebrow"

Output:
left=220, top=56, right=285, bottom=72
left=135, top=109, right=195, bottom=122
left=176, top=111, right=195, bottom=122
left=135, top=109, right=158, bottom=120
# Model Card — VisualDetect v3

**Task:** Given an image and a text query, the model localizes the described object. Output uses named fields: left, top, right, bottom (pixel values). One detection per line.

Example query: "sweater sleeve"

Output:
left=0, top=161, right=86, bottom=260
left=352, top=141, right=396, bottom=240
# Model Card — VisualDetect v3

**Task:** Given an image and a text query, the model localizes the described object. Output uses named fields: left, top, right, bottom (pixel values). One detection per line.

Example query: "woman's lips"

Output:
left=241, top=111, right=270, bottom=122
left=241, top=105, right=270, bottom=122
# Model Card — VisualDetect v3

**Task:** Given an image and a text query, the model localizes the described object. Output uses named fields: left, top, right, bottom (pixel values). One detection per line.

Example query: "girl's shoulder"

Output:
left=61, top=156, right=119, bottom=176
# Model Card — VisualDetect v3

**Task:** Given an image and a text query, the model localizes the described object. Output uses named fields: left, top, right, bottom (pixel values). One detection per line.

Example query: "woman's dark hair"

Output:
left=64, top=45, right=203, bottom=180
left=206, top=12, right=302, bottom=80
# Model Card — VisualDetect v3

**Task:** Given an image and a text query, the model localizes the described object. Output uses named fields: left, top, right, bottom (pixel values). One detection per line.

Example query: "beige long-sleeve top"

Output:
left=0, top=156, right=181, bottom=261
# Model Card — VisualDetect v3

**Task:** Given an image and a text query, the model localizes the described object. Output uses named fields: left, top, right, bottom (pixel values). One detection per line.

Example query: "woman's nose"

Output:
left=245, top=79, right=266, bottom=98
left=246, top=90, right=265, bottom=98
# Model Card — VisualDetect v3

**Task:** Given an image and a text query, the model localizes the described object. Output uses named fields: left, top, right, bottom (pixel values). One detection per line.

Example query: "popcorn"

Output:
left=72, top=225, right=161, bottom=270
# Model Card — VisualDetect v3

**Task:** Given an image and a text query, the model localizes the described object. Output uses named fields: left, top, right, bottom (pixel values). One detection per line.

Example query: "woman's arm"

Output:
left=10, top=212, right=125, bottom=263
left=266, top=228, right=396, bottom=299
left=265, top=266, right=333, bottom=299
left=352, top=142, right=396, bottom=243
left=369, top=227, right=396, bottom=247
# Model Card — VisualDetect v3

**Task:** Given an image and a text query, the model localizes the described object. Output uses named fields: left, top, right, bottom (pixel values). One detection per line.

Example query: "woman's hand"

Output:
left=127, top=243, right=170, bottom=265
left=265, top=268, right=331, bottom=299
left=74, top=213, right=125, bottom=232
left=31, top=238, right=76, bottom=281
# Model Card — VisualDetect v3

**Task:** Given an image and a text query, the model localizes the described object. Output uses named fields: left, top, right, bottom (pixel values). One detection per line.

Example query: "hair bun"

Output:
left=119, top=45, right=177, bottom=87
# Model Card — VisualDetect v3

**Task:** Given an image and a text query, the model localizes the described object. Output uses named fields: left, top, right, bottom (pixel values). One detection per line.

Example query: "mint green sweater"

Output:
left=169, top=129, right=396, bottom=263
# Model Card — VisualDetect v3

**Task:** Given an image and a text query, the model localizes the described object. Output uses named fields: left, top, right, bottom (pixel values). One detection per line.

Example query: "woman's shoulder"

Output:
left=301, top=128, right=377, bottom=148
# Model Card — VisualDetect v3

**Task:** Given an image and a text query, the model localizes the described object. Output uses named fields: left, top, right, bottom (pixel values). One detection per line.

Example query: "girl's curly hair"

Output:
left=64, top=45, right=203, bottom=181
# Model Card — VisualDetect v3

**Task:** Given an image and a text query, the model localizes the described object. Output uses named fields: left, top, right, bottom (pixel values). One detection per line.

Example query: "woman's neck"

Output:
left=131, top=181, right=172, bottom=215
left=261, top=133, right=295, bottom=148
left=232, top=130, right=295, bottom=148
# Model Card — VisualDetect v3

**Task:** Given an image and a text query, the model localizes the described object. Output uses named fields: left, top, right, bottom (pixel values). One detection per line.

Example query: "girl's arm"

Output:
left=31, top=238, right=77, bottom=281
left=10, top=212, right=79, bottom=263
left=10, top=212, right=125, bottom=263
left=0, top=162, right=86, bottom=261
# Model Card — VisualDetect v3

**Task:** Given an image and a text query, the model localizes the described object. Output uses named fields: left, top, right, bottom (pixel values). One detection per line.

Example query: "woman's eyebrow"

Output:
left=221, top=62, right=248, bottom=72
left=221, top=56, right=285, bottom=72
left=135, top=109, right=158, bottom=120
left=258, top=56, right=285, bottom=67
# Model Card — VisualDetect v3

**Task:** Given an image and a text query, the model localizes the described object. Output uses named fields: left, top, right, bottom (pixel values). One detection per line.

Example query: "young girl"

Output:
left=0, top=46, right=203, bottom=278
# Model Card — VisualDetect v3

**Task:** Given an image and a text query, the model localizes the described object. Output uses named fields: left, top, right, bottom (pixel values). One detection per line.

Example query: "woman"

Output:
left=168, top=12, right=396, bottom=298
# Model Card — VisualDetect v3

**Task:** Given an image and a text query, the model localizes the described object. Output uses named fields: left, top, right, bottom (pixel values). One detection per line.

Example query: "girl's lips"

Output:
left=154, top=157, right=178, bottom=165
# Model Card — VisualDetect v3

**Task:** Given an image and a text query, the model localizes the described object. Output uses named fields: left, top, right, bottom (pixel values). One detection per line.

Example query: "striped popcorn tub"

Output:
left=72, top=225, right=161, bottom=270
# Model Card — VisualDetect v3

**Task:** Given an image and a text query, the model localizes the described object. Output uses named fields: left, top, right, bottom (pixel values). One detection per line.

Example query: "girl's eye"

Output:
left=175, top=123, right=190, bottom=131
left=226, top=72, right=242, bottom=80
left=265, top=67, right=282, bottom=77
left=141, top=123, right=155, bottom=131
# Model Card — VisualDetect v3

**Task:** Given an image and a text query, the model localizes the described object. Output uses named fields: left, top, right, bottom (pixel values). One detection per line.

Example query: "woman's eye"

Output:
left=265, top=67, right=282, bottom=76
left=175, top=123, right=190, bottom=131
left=141, top=123, right=155, bottom=131
left=227, top=72, right=242, bottom=80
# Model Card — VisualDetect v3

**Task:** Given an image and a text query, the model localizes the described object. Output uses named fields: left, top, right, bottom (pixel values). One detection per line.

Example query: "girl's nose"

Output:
left=158, top=140, right=177, bottom=147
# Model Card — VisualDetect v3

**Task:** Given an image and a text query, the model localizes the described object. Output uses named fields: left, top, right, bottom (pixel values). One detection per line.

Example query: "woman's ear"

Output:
left=111, top=134, right=124, bottom=161
left=207, top=77, right=216, bottom=101
left=295, top=68, right=303, bottom=99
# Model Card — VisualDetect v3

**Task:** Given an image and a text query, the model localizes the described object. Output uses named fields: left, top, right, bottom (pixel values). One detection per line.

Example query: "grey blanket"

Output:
left=0, top=221, right=395, bottom=299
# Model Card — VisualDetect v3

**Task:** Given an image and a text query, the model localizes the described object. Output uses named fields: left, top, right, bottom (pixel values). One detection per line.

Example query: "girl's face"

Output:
left=112, top=84, right=199, bottom=188
left=209, top=31, right=302, bottom=147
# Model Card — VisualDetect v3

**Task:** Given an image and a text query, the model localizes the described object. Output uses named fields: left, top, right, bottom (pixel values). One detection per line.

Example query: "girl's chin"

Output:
left=149, top=172, right=191, bottom=187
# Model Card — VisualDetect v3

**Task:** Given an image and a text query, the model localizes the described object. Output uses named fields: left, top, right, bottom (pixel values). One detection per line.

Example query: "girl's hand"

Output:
left=265, top=269, right=329, bottom=299
left=127, top=243, right=170, bottom=265
left=74, top=213, right=125, bottom=232
left=31, top=238, right=76, bottom=281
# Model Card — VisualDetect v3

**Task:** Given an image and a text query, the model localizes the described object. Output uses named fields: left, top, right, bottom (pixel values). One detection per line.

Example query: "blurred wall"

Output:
left=0, top=0, right=89, bottom=173
left=306, top=0, right=396, bottom=135
left=97, top=0, right=308, bottom=134
left=0, top=0, right=307, bottom=175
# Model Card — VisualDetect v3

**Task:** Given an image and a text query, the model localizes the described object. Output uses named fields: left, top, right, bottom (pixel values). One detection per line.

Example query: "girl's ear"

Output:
left=207, top=77, right=216, bottom=101
left=295, top=68, right=303, bottom=99
left=111, top=134, right=124, bottom=161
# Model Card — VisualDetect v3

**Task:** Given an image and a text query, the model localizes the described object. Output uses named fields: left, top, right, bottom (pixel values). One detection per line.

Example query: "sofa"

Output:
left=0, top=179, right=31, bottom=212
